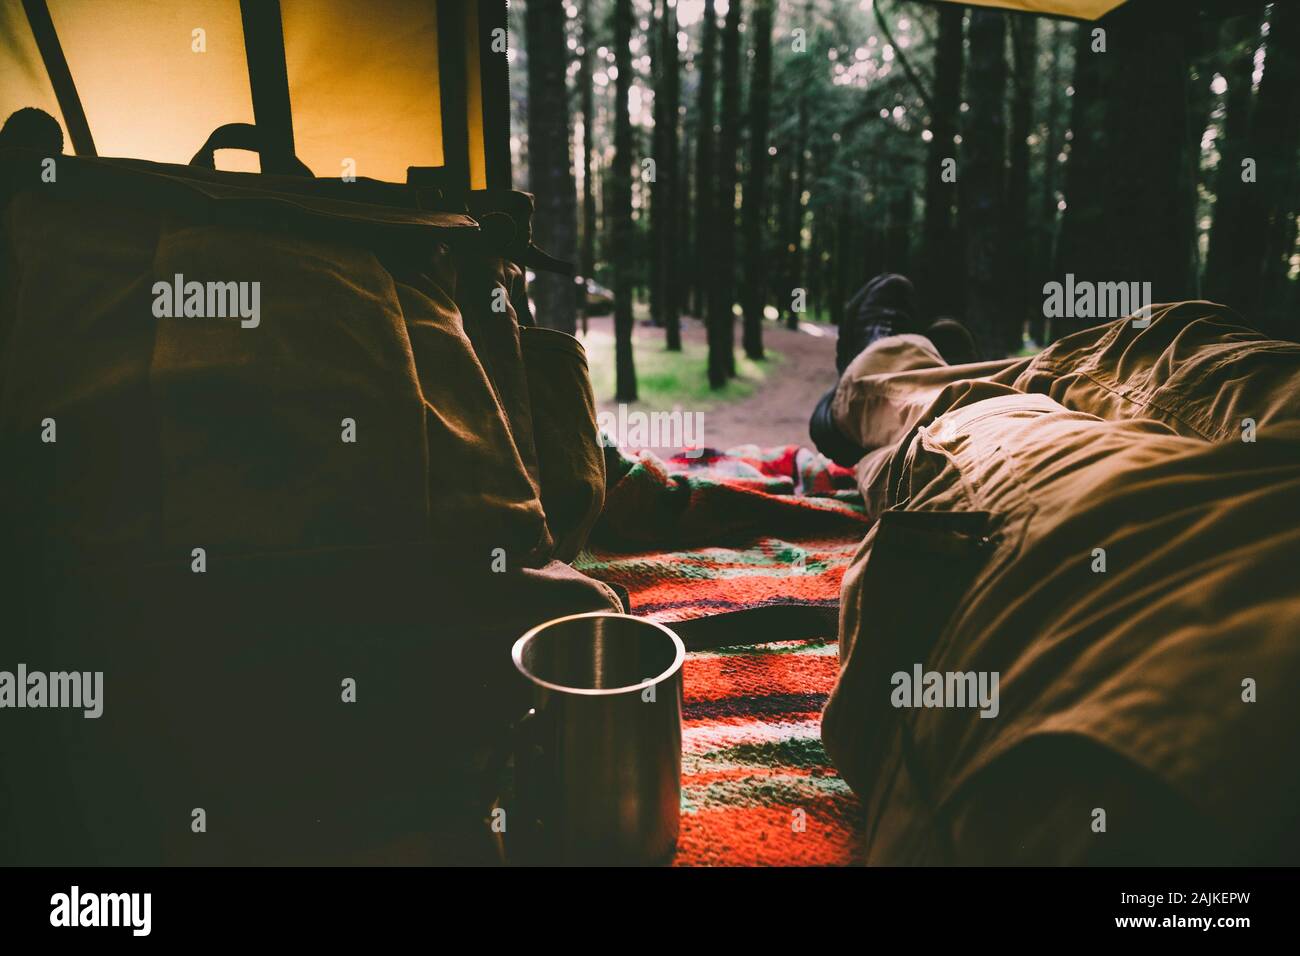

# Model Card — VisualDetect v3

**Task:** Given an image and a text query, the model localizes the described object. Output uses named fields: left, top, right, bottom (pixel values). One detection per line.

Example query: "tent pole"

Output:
left=20, top=0, right=96, bottom=156
left=437, top=0, right=471, bottom=194
left=238, top=0, right=298, bottom=174
left=479, top=0, right=513, bottom=189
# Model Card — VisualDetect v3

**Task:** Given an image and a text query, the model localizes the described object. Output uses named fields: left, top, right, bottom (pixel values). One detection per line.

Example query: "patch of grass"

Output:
left=586, top=330, right=782, bottom=409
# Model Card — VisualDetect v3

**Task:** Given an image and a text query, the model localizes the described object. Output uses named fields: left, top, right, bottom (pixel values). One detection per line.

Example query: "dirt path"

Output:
left=581, top=313, right=840, bottom=453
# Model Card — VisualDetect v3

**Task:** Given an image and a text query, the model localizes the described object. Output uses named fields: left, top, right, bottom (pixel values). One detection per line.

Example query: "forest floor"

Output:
left=581, top=310, right=839, bottom=454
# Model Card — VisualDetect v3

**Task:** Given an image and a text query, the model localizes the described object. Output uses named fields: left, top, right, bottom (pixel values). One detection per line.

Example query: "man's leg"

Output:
left=1003, top=301, right=1300, bottom=441
left=812, top=275, right=982, bottom=466
left=814, top=295, right=1300, bottom=468
left=814, top=274, right=924, bottom=466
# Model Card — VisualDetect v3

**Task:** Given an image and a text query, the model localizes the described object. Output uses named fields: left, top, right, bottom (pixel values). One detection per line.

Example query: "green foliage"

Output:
left=586, top=323, right=781, bottom=407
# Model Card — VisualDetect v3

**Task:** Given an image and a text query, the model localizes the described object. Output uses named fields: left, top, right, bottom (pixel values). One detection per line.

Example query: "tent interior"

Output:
left=0, top=0, right=1297, bottom=870
left=1, top=0, right=509, bottom=185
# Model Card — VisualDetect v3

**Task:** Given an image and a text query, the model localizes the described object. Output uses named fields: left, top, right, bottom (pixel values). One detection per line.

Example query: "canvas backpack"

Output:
left=0, top=135, right=619, bottom=864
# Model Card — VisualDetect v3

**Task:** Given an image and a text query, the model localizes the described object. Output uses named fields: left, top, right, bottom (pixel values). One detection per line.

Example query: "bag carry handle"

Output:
left=189, top=123, right=313, bottom=178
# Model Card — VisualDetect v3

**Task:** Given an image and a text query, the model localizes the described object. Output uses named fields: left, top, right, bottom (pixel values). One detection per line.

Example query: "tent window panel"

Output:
left=46, top=0, right=257, bottom=169
left=282, top=0, right=442, bottom=182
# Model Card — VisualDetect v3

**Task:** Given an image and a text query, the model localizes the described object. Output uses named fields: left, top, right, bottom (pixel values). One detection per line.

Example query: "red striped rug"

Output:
left=674, top=638, right=865, bottom=866
left=580, top=444, right=871, bottom=646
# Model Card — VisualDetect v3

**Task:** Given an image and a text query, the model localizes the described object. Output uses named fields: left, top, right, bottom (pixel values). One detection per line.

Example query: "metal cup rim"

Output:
left=511, top=611, right=687, bottom=697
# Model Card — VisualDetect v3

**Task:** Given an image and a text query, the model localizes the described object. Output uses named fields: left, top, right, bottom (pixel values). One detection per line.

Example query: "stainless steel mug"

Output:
left=510, top=611, right=685, bottom=865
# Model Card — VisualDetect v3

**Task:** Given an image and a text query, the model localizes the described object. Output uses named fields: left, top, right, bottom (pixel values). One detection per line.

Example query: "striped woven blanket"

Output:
left=581, top=444, right=871, bottom=644
left=676, top=639, right=866, bottom=866
left=577, top=445, right=871, bottom=865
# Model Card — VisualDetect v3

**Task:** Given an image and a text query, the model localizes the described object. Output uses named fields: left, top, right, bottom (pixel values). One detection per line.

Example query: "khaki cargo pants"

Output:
left=822, top=302, right=1300, bottom=864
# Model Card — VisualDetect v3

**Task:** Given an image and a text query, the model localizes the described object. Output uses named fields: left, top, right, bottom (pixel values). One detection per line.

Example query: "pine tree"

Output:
left=741, top=0, right=774, bottom=360
left=708, top=0, right=743, bottom=386
left=525, top=0, right=579, bottom=333
left=612, top=0, right=638, bottom=401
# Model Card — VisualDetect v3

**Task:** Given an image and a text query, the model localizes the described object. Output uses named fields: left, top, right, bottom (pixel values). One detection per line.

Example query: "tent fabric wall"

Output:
left=2, top=0, right=257, bottom=170
left=1, top=0, right=498, bottom=185
left=281, top=0, right=443, bottom=183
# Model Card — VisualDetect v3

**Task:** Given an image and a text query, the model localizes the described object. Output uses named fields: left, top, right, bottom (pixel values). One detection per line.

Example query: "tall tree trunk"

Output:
left=708, top=0, right=742, bottom=386
left=612, top=0, right=637, bottom=401
left=862, top=157, right=885, bottom=283
left=1220, top=0, right=1300, bottom=326
left=788, top=94, right=808, bottom=331
left=1058, top=8, right=1195, bottom=335
left=579, top=0, right=597, bottom=335
left=1006, top=14, right=1038, bottom=345
left=693, top=0, right=718, bottom=320
left=741, top=0, right=773, bottom=360
left=659, top=0, right=682, bottom=350
left=831, top=202, right=850, bottom=329
left=1114, top=9, right=1197, bottom=304
left=1033, top=19, right=1064, bottom=344
left=526, top=0, right=579, bottom=334
left=881, top=187, right=912, bottom=273
left=1055, top=21, right=1109, bottom=333
left=959, top=9, right=1009, bottom=356
left=806, top=147, right=831, bottom=320
left=678, top=127, right=694, bottom=337
left=775, top=149, right=792, bottom=310
left=1184, top=19, right=1222, bottom=301
left=1109, top=5, right=1196, bottom=306
left=1203, top=6, right=1264, bottom=303
left=648, top=0, right=664, bottom=327
left=920, top=3, right=964, bottom=319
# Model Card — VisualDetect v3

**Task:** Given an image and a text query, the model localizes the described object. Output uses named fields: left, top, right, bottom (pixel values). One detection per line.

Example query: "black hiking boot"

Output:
left=924, top=317, right=979, bottom=365
left=836, top=273, right=920, bottom=375
left=808, top=386, right=867, bottom=468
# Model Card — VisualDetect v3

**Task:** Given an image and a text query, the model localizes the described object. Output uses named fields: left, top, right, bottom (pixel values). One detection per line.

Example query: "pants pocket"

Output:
left=822, top=508, right=995, bottom=861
